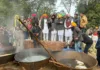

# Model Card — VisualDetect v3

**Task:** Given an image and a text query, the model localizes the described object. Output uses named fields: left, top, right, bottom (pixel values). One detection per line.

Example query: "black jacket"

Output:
left=73, top=17, right=80, bottom=27
left=56, top=18, right=65, bottom=30
left=82, top=33, right=93, bottom=44
left=32, top=26, right=41, bottom=33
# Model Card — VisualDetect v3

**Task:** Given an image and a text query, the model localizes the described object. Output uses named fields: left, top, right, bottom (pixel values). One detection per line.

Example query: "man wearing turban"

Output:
left=71, top=22, right=83, bottom=52
left=56, top=14, right=64, bottom=42
left=40, top=14, right=49, bottom=41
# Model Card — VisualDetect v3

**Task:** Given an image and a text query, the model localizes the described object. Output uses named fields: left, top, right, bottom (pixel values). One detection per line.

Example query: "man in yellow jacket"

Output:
left=80, top=13, right=88, bottom=29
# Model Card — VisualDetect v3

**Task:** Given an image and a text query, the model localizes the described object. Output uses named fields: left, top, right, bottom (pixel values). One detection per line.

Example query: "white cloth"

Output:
left=58, top=35, right=63, bottom=42
left=65, top=29, right=73, bottom=37
left=65, top=29, right=73, bottom=44
left=58, top=30, right=64, bottom=36
left=42, top=19, right=49, bottom=41
left=51, top=29, right=57, bottom=34
left=43, top=33, right=48, bottom=41
left=42, top=19, right=49, bottom=33
left=51, top=30, right=57, bottom=41
left=57, top=30, right=64, bottom=42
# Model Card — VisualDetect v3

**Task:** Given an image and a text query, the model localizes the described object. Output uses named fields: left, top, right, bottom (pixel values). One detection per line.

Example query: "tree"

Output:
left=0, top=0, right=13, bottom=26
left=27, top=0, right=56, bottom=17
left=0, top=0, right=56, bottom=26
left=77, top=0, right=100, bottom=28
left=61, top=0, right=79, bottom=13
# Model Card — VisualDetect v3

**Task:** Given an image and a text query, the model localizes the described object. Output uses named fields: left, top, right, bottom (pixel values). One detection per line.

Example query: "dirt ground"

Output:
left=0, top=61, right=99, bottom=70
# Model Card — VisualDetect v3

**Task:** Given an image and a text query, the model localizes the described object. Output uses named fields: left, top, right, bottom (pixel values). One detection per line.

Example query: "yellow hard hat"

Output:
left=71, top=22, right=77, bottom=27
left=57, top=14, right=62, bottom=18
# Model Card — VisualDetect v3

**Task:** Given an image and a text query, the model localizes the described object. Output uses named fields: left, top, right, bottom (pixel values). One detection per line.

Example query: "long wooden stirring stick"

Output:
left=18, top=18, right=71, bottom=68
left=18, top=18, right=57, bottom=62
left=49, top=60, right=69, bottom=68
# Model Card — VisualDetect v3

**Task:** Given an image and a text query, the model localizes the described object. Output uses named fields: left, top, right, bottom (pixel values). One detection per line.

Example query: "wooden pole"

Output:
left=18, top=18, right=57, bottom=62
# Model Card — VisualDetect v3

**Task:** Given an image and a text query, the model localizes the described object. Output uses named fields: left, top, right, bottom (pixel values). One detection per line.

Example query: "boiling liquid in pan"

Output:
left=59, top=59, right=89, bottom=69
left=22, top=55, right=47, bottom=62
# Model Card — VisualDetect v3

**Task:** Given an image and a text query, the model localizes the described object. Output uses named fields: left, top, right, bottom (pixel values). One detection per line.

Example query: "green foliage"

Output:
left=0, top=0, right=31, bottom=26
left=0, top=0, right=56, bottom=26
left=29, top=0, right=56, bottom=17
left=77, top=0, right=100, bottom=28
left=0, top=0, right=13, bottom=25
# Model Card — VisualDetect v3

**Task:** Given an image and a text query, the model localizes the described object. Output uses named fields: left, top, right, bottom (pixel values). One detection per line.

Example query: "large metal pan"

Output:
left=0, top=30, right=15, bottom=65
left=0, top=53, right=15, bottom=65
left=0, top=47, right=15, bottom=65
left=15, top=48, right=51, bottom=70
left=52, top=51, right=97, bottom=70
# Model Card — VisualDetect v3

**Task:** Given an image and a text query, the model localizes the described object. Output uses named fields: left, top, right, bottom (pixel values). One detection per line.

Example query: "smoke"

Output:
left=0, top=14, right=25, bottom=53
left=0, top=0, right=32, bottom=53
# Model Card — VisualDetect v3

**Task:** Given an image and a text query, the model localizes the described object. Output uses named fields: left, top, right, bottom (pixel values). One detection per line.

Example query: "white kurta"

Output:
left=58, top=30, right=64, bottom=36
left=65, top=29, right=73, bottom=44
left=65, top=29, right=73, bottom=37
left=64, top=20, right=73, bottom=44
left=51, top=29, right=57, bottom=41
left=42, top=19, right=49, bottom=41
left=42, top=19, right=49, bottom=33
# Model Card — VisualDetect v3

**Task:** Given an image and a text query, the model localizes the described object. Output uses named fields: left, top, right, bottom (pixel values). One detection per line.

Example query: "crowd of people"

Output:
left=14, top=13, right=92, bottom=52
left=8, top=12, right=100, bottom=66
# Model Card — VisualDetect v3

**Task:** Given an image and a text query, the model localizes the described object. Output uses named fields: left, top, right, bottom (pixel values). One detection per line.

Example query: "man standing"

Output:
left=50, top=14, right=57, bottom=41
left=82, top=33, right=93, bottom=53
left=56, top=14, right=64, bottom=42
left=64, top=14, right=73, bottom=46
left=31, top=14, right=38, bottom=26
left=71, top=22, right=83, bottom=52
left=80, top=13, right=88, bottom=32
left=40, top=14, right=49, bottom=41
left=73, top=13, right=80, bottom=27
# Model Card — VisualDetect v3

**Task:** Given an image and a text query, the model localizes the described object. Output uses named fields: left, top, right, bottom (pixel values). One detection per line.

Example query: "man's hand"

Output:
left=36, top=33, right=39, bottom=36
left=69, top=42, right=74, bottom=47
left=75, top=37, right=78, bottom=40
